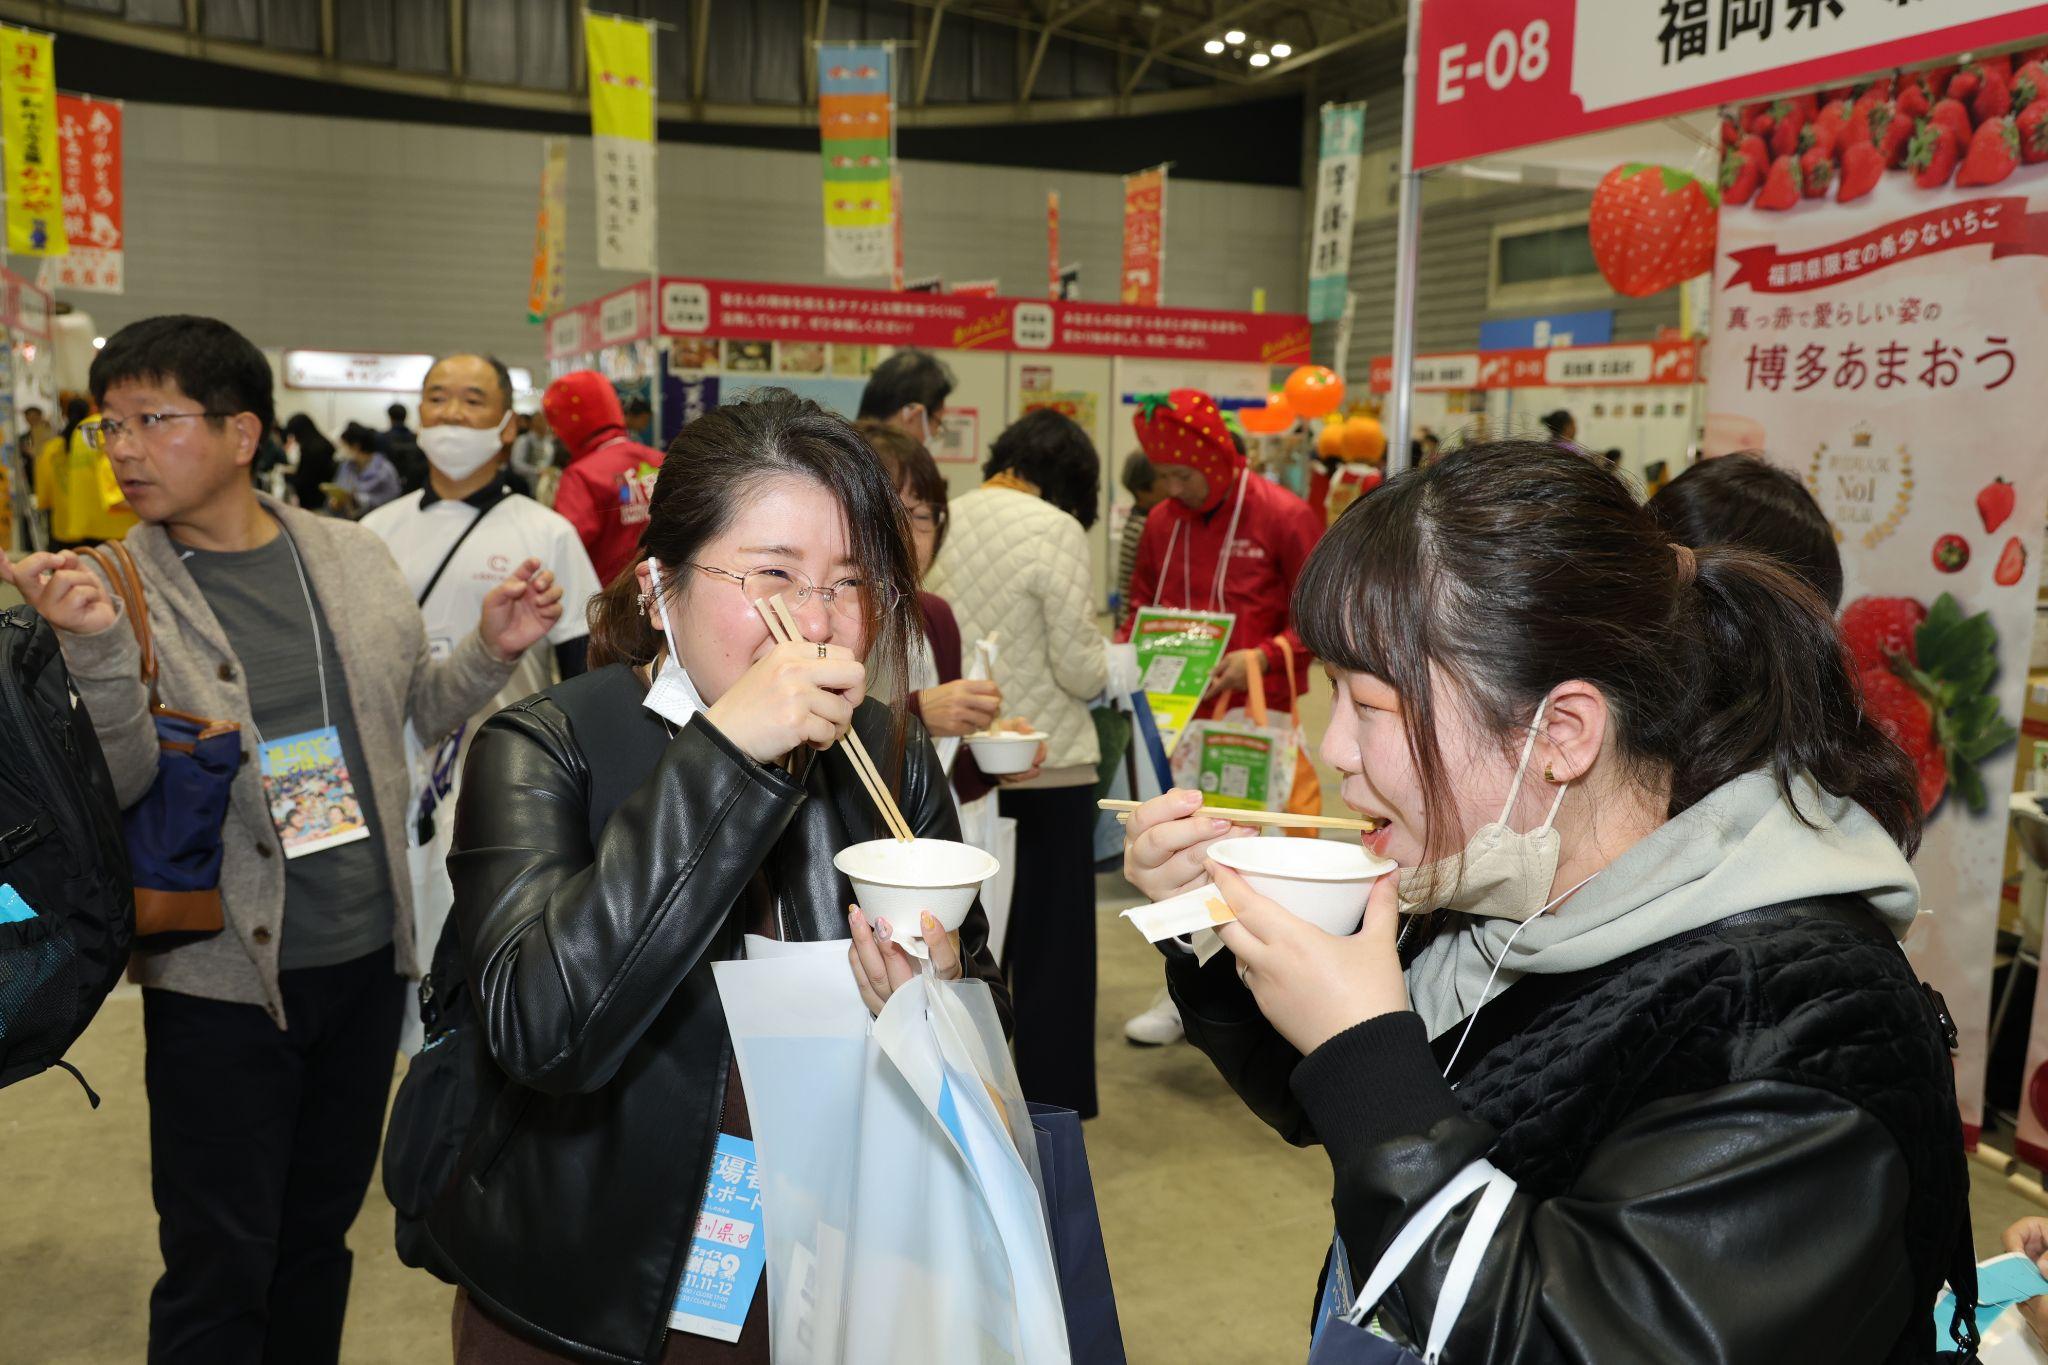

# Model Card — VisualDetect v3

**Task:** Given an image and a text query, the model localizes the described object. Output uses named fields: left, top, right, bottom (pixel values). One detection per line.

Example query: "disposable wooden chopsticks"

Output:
left=1097, top=798, right=1386, bottom=833
left=757, top=596, right=915, bottom=843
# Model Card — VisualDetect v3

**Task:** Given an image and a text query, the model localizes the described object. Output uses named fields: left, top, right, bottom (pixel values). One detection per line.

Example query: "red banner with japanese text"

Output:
left=54, top=94, right=120, bottom=293
left=597, top=277, right=1310, bottom=367
left=1414, top=0, right=2048, bottom=170
left=1704, top=112, right=2048, bottom=1149
left=1121, top=165, right=1166, bottom=306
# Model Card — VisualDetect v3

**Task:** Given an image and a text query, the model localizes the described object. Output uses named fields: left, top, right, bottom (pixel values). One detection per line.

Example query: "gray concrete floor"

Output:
left=3, top=665, right=2041, bottom=1361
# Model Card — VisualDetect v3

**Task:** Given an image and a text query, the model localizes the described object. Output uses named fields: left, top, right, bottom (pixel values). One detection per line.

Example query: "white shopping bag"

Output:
left=714, top=950, right=1070, bottom=1365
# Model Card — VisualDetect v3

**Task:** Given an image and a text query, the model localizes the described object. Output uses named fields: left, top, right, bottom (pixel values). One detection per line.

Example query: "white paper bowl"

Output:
left=834, top=837, right=1001, bottom=956
left=963, top=731, right=1047, bottom=775
left=1207, top=836, right=1397, bottom=936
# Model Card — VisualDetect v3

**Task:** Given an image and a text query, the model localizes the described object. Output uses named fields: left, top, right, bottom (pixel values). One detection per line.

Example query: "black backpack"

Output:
left=384, top=668, right=649, bottom=1279
left=0, top=605, right=133, bottom=1102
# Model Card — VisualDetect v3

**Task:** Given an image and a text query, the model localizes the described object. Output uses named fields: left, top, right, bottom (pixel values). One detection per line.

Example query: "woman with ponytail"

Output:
left=424, top=391, right=1007, bottom=1364
left=1122, top=440, right=1973, bottom=1361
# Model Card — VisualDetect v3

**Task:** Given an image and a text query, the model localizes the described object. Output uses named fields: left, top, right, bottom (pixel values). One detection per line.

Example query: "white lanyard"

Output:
left=1153, top=468, right=1250, bottom=613
left=245, top=526, right=331, bottom=747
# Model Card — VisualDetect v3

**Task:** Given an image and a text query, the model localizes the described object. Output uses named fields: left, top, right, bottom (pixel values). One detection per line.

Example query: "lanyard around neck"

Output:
left=1155, top=468, right=1249, bottom=613
left=245, top=524, right=330, bottom=747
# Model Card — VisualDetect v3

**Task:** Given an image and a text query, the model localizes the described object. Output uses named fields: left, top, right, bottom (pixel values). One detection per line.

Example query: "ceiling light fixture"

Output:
left=1223, top=28, right=1246, bottom=44
left=1271, top=42, right=1292, bottom=58
left=1248, top=50, right=1271, bottom=67
left=1203, top=38, right=1226, bottom=54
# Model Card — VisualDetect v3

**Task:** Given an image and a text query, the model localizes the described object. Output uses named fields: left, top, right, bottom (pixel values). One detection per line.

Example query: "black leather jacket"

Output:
left=1167, top=899, right=1973, bottom=1363
left=420, top=665, right=1007, bottom=1364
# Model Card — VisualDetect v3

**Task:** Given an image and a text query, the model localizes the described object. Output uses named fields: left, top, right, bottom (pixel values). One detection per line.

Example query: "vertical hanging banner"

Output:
left=584, top=11, right=656, bottom=274
left=2, top=27, right=64, bottom=257
left=1121, top=165, right=1166, bottom=306
left=526, top=137, right=568, bottom=322
left=819, top=43, right=894, bottom=280
left=1703, top=91, right=2048, bottom=1148
left=1308, top=102, right=1365, bottom=324
left=1047, top=191, right=1061, bottom=300
left=54, top=94, right=121, bottom=293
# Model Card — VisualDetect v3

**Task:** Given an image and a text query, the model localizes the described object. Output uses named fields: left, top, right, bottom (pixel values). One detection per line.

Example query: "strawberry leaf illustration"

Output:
left=1896, top=592, right=2019, bottom=814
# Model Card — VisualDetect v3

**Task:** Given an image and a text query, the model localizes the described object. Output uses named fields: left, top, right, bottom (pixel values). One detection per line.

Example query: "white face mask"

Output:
left=416, top=412, right=512, bottom=481
left=641, top=559, right=707, bottom=729
left=1396, top=697, right=1571, bottom=921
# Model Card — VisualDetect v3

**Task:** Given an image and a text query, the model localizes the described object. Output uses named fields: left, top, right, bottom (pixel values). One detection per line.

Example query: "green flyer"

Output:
left=1130, top=607, right=1235, bottom=744
left=1191, top=725, right=1284, bottom=812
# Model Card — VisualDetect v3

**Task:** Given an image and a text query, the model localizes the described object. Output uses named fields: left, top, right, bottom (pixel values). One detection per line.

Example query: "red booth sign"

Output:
left=1414, top=0, right=2048, bottom=171
left=547, top=277, right=1310, bottom=366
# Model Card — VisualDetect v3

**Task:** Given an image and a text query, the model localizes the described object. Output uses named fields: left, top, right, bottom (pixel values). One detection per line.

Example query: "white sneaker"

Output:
left=1123, top=989, right=1184, bottom=1046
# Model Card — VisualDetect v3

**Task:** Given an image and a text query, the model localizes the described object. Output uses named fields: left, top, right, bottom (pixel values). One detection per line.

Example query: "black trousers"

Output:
left=143, top=943, right=407, bottom=1365
left=998, top=783, right=1099, bottom=1119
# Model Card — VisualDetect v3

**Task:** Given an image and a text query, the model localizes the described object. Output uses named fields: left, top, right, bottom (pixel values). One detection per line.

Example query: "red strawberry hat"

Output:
left=1132, top=388, right=1244, bottom=512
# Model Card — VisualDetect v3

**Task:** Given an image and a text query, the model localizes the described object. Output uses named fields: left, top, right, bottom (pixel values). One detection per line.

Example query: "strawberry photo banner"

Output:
left=1704, top=65, right=2048, bottom=1146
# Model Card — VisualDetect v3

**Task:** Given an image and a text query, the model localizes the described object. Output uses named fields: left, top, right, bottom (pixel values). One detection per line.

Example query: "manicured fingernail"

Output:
left=876, top=918, right=893, bottom=941
left=921, top=912, right=938, bottom=933
left=848, top=907, right=866, bottom=930
left=1207, top=818, right=1230, bottom=833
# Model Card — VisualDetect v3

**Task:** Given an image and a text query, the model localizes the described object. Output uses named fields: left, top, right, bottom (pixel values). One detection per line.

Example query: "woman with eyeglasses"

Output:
left=424, top=391, right=1009, bottom=1365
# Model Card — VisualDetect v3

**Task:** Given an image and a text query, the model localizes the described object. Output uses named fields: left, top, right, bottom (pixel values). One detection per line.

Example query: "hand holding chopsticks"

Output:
left=1098, top=798, right=1385, bottom=834
left=755, top=596, right=915, bottom=843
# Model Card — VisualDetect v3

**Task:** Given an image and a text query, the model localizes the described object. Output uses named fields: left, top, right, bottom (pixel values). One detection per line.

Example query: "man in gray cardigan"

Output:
left=2, top=315, right=564, bottom=1364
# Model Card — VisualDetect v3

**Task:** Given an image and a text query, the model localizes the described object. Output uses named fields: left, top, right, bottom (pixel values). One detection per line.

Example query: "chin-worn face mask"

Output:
left=1396, top=697, right=1571, bottom=922
left=641, top=559, right=707, bottom=729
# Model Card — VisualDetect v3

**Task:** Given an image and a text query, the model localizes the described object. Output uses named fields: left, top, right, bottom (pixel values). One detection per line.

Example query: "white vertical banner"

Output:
left=584, top=11, right=657, bottom=274
left=1703, top=128, right=2048, bottom=1148
left=1308, top=101, right=1365, bottom=324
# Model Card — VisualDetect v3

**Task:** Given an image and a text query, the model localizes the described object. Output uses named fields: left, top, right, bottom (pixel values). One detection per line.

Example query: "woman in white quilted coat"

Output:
left=928, top=409, right=1109, bottom=1117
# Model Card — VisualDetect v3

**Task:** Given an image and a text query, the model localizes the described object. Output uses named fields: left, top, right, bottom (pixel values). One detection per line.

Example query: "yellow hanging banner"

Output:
left=2, top=27, right=66, bottom=257
left=583, top=11, right=655, bottom=273
left=585, top=11, right=653, bottom=141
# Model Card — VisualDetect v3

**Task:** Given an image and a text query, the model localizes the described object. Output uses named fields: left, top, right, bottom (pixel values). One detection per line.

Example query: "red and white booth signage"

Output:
left=1414, top=1, right=2048, bottom=170
left=1368, top=338, right=1698, bottom=392
left=549, top=276, right=1310, bottom=367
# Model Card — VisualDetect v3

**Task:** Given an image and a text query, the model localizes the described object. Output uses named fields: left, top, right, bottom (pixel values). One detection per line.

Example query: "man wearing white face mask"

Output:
left=363, top=354, right=604, bottom=1050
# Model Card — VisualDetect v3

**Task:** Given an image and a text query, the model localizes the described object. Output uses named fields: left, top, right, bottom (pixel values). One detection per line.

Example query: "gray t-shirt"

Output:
left=177, top=529, right=393, bottom=970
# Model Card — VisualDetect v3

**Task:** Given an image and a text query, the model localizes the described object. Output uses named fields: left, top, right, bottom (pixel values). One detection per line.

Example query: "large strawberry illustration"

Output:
left=1909, top=122, right=1960, bottom=189
left=1588, top=163, right=1719, bottom=295
left=1850, top=592, right=2020, bottom=816
left=1978, top=477, right=2016, bottom=532
left=1842, top=594, right=1926, bottom=672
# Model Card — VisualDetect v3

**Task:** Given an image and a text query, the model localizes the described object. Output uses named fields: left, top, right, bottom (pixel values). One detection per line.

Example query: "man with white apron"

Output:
left=1115, top=389, right=1326, bottom=1045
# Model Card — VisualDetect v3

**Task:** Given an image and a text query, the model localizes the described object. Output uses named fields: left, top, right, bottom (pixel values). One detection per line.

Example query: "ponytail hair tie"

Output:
left=1672, top=542, right=1698, bottom=587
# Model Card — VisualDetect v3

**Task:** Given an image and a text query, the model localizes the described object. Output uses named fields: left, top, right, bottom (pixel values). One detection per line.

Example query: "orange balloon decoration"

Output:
left=1238, top=393, right=1296, bottom=435
left=1314, top=421, right=1344, bottom=457
left=1284, top=365, right=1345, bottom=419
left=1338, top=415, right=1386, bottom=463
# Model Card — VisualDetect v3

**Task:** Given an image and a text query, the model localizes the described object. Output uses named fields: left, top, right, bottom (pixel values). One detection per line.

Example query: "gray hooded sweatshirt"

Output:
left=1406, top=770, right=1920, bottom=1038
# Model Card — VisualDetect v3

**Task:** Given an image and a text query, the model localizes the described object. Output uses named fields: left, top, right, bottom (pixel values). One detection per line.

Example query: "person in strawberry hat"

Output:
left=1117, top=388, right=1326, bottom=715
left=543, top=370, right=665, bottom=587
left=1117, top=388, right=1326, bottom=1047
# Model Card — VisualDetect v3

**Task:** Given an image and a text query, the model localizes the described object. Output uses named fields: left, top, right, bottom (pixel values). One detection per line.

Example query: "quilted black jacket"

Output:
left=420, top=665, right=1007, bottom=1364
left=1168, top=897, right=1974, bottom=1362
